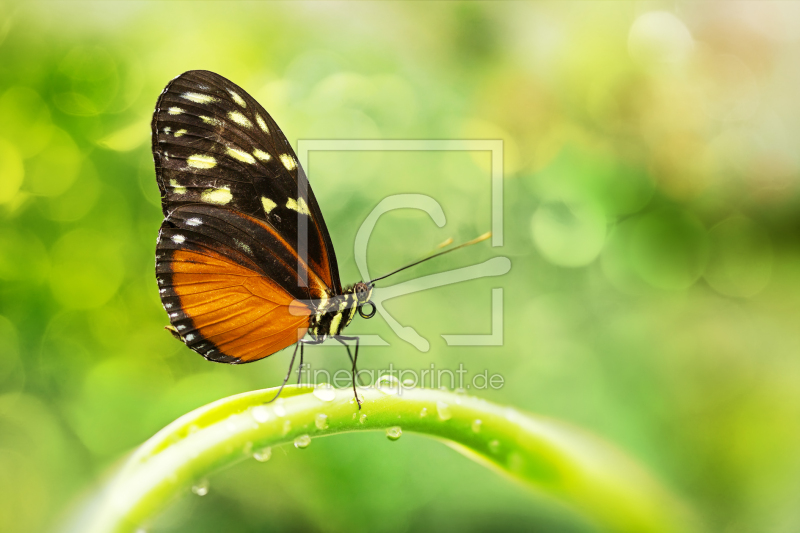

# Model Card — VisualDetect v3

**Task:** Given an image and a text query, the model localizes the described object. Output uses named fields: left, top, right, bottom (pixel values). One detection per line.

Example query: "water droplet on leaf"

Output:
left=192, top=478, right=209, bottom=496
left=436, top=401, right=452, bottom=421
left=315, top=413, right=329, bottom=430
left=313, top=383, right=336, bottom=402
left=359, top=413, right=368, bottom=424
left=386, top=426, right=402, bottom=441
left=420, top=407, right=428, bottom=417
left=376, top=374, right=400, bottom=395
left=253, top=446, right=272, bottom=462
left=471, top=419, right=482, bottom=433
left=251, top=405, right=271, bottom=423
left=294, top=434, right=311, bottom=449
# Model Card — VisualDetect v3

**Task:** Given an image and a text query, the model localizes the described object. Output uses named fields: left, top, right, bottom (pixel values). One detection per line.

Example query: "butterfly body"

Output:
left=308, top=282, right=374, bottom=341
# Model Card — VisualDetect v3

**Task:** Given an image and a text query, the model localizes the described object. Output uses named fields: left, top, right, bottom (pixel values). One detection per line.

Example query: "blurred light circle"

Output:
left=48, top=228, right=124, bottom=309
left=40, top=162, right=101, bottom=222
left=699, top=53, right=759, bottom=122
left=53, top=45, right=119, bottom=116
left=0, top=316, right=25, bottom=407
left=0, top=140, right=24, bottom=204
left=67, top=356, right=173, bottom=455
left=705, top=216, right=772, bottom=298
left=0, top=86, right=53, bottom=158
left=531, top=200, right=606, bottom=267
left=630, top=208, right=708, bottom=290
left=26, top=128, right=82, bottom=197
left=628, top=11, right=694, bottom=69
left=600, top=219, right=654, bottom=295
left=0, top=229, right=49, bottom=284
left=0, top=450, right=49, bottom=532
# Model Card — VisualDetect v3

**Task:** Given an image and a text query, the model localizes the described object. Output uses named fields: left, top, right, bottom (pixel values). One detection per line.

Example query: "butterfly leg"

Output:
left=296, top=342, right=305, bottom=385
left=267, top=341, right=301, bottom=403
left=336, top=337, right=366, bottom=387
left=337, top=335, right=362, bottom=409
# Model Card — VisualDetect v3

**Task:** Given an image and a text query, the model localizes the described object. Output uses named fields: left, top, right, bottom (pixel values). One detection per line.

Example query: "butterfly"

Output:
left=152, top=70, right=489, bottom=406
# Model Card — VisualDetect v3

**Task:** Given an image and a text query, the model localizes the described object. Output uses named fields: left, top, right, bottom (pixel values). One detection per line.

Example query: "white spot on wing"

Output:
left=235, top=239, right=253, bottom=255
left=226, top=147, right=256, bottom=164
left=279, top=154, right=297, bottom=171
left=169, top=179, right=187, bottom=194
left=163, top=127, right=172, bottom=135
left=286, top=197, right=310, bottom=215
left=181, top=92, right=218, bottom=104
left=187, top=154, right=217, bottom=169
left=201, top=186, right=232, bottom=205
left=253, top=149, right=271, bottom=162
left=174, top=129, right=187, bottom=137
left=227, top=111, right=252, bottom=128
left=228, top=90, right=246, bottom=108
left=261, top=197, right=277, bottom=213
left=172, top=234, right=186, bottom=244
left=168, top=107, right=184, bottom=115
left=186, top=217, right=202, bottom=226
left=200, top=116, right=222, bottom=126
left=185, top=333, right=195, bottom=341
left=256, top=114, right=269, bottom=133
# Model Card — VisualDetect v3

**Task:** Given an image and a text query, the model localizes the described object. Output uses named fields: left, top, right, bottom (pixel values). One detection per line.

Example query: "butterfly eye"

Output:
left=358, top=301, right=376, bottom=319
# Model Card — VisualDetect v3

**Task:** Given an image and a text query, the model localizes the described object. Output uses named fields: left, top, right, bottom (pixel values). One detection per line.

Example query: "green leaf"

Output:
left=77, top=386, right=700, bottom=533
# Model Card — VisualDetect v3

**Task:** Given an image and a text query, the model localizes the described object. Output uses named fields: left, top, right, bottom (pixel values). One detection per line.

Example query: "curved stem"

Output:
left=77, top=386, right=700, bottom=533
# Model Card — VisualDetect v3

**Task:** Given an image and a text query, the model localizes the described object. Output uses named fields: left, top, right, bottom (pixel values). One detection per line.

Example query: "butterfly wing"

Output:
left=152, top=70, right=342, bottom=293
left=156, top=204, right=318, bottom=363
left=152, top=71, right=339, bottom=363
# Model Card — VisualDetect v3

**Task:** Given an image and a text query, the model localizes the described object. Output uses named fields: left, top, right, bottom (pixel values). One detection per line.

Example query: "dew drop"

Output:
left=253, top=446, right=272, bottom=462
left=281, top=420, right=292, bottom=436
left=471, top=419, right=482, bottom=433
left=436, top=401, right=452, bottom=421
left=352, top=412, right=357, bottom=420
left=315, top=413, right=329, bottom=430
left=402, top=378, right=415, bottom=388
left=251, top=405, right=271, bottom=423
left=359, top=413, right=368, bottom=424
left=294, top=434, right=311, bottom=449
left=489, top=440, right=500, bottom=453
left=192, top=478, right=209, bottom=496
left=386, top=426, right=402, bottom=441
left=420, top=407, right=428, bottom=417
left=376, top=374, right=400, bottom=395
left=313, top=383, right=336, bottom=402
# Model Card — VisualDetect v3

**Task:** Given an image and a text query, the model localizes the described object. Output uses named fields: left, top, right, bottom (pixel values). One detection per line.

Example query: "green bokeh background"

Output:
left=1, top=2, right=799, bottom=532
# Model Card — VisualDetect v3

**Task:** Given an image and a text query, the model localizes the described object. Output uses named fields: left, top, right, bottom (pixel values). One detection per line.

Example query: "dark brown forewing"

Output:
left=152, top=70, right=342, bottom=294
left=156, top=204, right=330, bottom=363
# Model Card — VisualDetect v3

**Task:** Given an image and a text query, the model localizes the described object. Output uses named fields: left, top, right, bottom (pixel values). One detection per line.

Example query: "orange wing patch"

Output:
left=168, top=247, right=311, bottom=363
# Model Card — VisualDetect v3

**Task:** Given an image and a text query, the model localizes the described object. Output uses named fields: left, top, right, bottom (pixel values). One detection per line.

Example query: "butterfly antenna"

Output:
left=368, top=231, right=491, bottom=284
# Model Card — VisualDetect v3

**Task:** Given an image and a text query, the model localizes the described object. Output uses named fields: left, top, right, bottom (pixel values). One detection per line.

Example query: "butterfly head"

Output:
left=353, top=281, right=376, bottom=319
